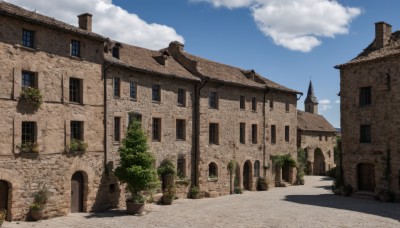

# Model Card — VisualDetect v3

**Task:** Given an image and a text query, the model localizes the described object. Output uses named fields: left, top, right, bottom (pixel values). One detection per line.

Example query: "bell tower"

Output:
left=304, top=80, right=318, bottom=114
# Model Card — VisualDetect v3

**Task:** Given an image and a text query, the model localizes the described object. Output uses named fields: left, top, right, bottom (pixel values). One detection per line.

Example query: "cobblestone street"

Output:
left=3, top=176, right=400, bottom=228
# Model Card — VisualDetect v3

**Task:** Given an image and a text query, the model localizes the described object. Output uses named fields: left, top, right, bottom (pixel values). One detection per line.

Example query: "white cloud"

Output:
left=192, top=0, right=361, bottom=52
left=335, top=100, right=340, bottom=104
left=5, top=0, right=184, bottom=50
left=319, top=99, right=332, bottom=112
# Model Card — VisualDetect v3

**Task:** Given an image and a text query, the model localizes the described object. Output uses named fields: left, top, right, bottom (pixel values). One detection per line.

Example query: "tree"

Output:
left=114, top=121, right=158, bottom=203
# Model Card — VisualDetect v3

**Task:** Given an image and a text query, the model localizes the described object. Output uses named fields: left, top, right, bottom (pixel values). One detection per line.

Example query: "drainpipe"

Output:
left=263, top=89, right=270, bottom=177
left=103, top=62, right=111, bottom=176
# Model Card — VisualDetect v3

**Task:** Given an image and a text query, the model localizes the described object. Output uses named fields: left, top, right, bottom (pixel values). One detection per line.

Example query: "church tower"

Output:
left=304, top=80, right=318, bottom=114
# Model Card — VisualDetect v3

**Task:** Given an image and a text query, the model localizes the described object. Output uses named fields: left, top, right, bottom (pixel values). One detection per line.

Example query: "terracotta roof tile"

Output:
left=297, top=110, right=336, bottom=132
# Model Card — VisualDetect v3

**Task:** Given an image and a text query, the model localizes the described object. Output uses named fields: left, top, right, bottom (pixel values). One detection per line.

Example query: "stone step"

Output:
left=353, top=191, right=376, bottom=200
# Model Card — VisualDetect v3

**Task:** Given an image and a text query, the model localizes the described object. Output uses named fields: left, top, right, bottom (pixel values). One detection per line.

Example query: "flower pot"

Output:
left=162, top=196, right=174, bottom=205
left=126, top=202, right=145, bottom=215
left=260, top=183, right=269, bottom=191
left=30, top=209, right=44, bottom=221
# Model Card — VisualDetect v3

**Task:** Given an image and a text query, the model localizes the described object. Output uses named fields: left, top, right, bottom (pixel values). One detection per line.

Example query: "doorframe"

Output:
left=0, top=180, right=11, bottom=221
left=70, top=171, right=88, bottom=213
left=243, top=160, right=253, bottom=191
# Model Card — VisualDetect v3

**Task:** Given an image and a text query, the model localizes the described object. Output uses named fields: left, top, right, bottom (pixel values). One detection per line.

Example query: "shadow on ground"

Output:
left=284, top=194, right=400, bottom=221
left=84, top=210, right=130, bottom=219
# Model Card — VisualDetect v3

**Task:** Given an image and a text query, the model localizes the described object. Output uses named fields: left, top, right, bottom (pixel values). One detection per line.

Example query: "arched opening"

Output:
left=313, top=148, right=325, bottom=175
left=235, top=163, right=241, bottom=189
left=358, top=163, right=375, bottom=192
left=243, top=160, right=252, bottom=190
left=0, top=180, right=10, bottom=221
left=254, top=160, right=260, bottom=177
left=208, top=162, right=218, bottom=178
left=71, top=172, right=85, bottom=213
left=282, top=166, right=290, bottom=182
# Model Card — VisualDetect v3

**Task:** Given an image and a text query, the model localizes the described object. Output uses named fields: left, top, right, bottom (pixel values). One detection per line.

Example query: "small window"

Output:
left=208, top=162, right=218, bottom=178
left=177, top=88, right=185, bottom=106
left=128, top=113, right=142, bottom=127
left=359, top=87, right=371, bottom=106
left=209, top=91, right=218, bottom=109
left=285, top=101, right=289, bottom=112
left=22, top=71, right=35, bottom=89
left=270, top=99, right=274, bottom=109
left=22, top=121, right=36, bottom=144
left=252, top=124, right=258, bottom=144
left=114, top=77, right=120, bottom=98
left=152, top=118, right=161, bottom=141
left=254, top=160, right=260, bottom=177
left=319, top=135, right=322, bottom=141
left=252, top=97, right=256, bottom=111
left=285, top=126, right=289, bottom=142
left=240, top=95, right=245, bottom=109
left=22, top=29, right=34, bottom=48
left=71, top=40, right=80, bottom=57
left=69, top=78, right=82, bottom=103
left=325, top=136, right=328, bottom=141
left=240, top=123, right=245, bottom=144
left=112, top=46, right=120, bottom=59
left=271, top=125, right=276, bottom=144
left=152, top=84, right=161, bottom=102
left=114, top=117, right=121, bottom=142
left=71, top=121, right=83, bottom=140
left=360, top=125, right=371, bottom=143
left=176, top=119, right=186, bottom=140
left=209, top=123, right=219, bottom=145
left=130, top=81, right=136, bottom=99
left=177, top=157, right=186, bottom=178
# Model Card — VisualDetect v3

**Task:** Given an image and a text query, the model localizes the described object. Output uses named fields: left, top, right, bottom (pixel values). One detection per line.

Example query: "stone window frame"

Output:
left=21, top=71, right=36, bottom=89
left=360, top=124, right=371, bottom=144
left=177, top=155, right=186, bottom=178
left=176, top=119, right=186, bottom=141
left=63, top=73, right=86, bottom=105
left=359, top=86, right=372, bottom=107
left=70, top=121, right=84, bottom=141
left=152, top=84, right=161, bottom=102
left=208, top=162, right=218, bottom=178
left=239, top=122, right=246, bottom=144
left=113, top=77, right=121, bottom=98
left=270, top=125, right=276, bottom=144
left=152, top=117, right=162, bottom=142
left=128, top=112, right=142, bottom=128
left=21, top=121, right=37, bottom=145
left=177, top=88, right=186, bottom=107
left=319, top=135, right=322, bottom=141
left=114, top=116, right=121, bottom=142
left=208, top=91, right=219, bottom=109
left=285, top=101, right=290, bottom=113
left=129, top=81, right=137, bottom=100
left=13, top=67, right=44, bottom=101
left=284, top=125, right=290, bottom=142
left=251, top=124, right=258, bottom=144
left=251, top=97, right=257, bottom=112
left=270, top=98, right=274, bottom=109
left=69, top=77, right=83, bottom=104
left=112, top=43, right=121, bottom=59
left=209, top=122, right=219, bottom=145
left=22, top=29, right=34, bottom=48
left=254, top=160, right=260, bottom=177
left=71, top=39, right=81, bottom=57
left=240, top=95, right=245, bottom=110
left=13, top=116, right=42, bottom=153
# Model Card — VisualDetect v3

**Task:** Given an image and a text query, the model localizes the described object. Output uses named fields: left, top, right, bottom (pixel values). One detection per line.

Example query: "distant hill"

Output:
left=335, top=128, right=341, bottom=132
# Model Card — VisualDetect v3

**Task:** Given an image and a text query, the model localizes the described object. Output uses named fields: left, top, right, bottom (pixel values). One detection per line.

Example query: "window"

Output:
left=208, top=162, right=218, bottom=178
left=114, top=77, right=120, bottom=98
left=112, top=46, right=120, bottom=59
left=177, top=88, right=185, bottom=106
left=360, top=125, right=371, bottom=143
left=70, top=121, right=83, bottom=140
left=177, top=157, right=186, bottom=178
left=152, top=118, right=161, bottom=141
left=152, top=84, right=161, bottom=102
left=285, top=101, right=289, bottom=112
left=128, top=113, right=142, bottom=127
left=22, top=121, right=36, bottom=144
left=285, top=126, right=289, bottom=142
left=359, top=87, right=371, bottom=106
left=325, top=136, right=328, bottom=141
left=271, top=125, right=276, bottom=144
left=69, top=78, right=82, bottom=103
left=22, top=29, right=34, bottom=48
left=240, top=96, right=245, bottom=109
left=270, top=99, right=274, bottom=109
left=240, top=123, right=245, bottom=144
left=252, top=97, right=256, bottom=111
left=176, top=119, right=186, bottom=140
left=22, top=71, right=35, bottom=89
left=209, top=91, right=218, bottom=109
left=252, top=124, right=258, bottom=144
left=319, top=135, right=322, bottom=141
left=254, top=160, right=260, bottom=177
left=209, top=123, right=219, bottom=145
left=114, top=117, right=121, bottom=142
left=71, top=40, right=80, bottom=57
left=130, top=81, right=136, bottom=99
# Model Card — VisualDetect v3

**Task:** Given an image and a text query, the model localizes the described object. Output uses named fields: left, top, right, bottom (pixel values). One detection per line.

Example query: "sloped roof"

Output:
left=297, top=110, right=336, bottom=132
left=0, top=1, right=105, bottom=41
left=336, top=30, right=400, bottom=68
left=105, top=43, right=199, bottom=81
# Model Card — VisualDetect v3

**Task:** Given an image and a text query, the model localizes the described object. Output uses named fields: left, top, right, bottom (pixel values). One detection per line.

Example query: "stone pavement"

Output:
left=3, top=176, right=400, bottom=228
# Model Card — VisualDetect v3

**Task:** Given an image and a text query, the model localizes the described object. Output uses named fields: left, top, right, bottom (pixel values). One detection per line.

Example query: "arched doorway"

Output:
left=358, top=163, right=375, bottom=192
left=235, top=163, right=241, bottom=189
left=0, top=180, right=9, bottom=220
left=313, top=148, right=325, bottom=175
left=71, top=172, right=84, bottom=213
left=243, top=160, right=252, bottom=190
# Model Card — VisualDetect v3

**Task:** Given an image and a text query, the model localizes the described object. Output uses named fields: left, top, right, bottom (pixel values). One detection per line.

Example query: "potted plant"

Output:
left=190, top=186, right=200, bottom=199
left=157, top=159, right=175, bottom=188
left=115, top=121, right=158, bottom=215
left=30, top=203, right=44, bottom=221
left=234, top=187, right=243, bottom=194
left=0, top=209, right=6, bottom=227
left=69, top=139, right=87, bottom=152
left=30, top=184, right=50, bottom=221
left=162, top=185, right=176, bottom=205
left=20, top=87, right=43, bottom=109
left=256, top=177, right=269, bottom=191
left=227, top=160, right=236, bottom=194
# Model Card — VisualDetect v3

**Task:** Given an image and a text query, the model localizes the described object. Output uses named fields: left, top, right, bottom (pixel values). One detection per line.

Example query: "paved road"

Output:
left=3, top=176, right=400, bottom=228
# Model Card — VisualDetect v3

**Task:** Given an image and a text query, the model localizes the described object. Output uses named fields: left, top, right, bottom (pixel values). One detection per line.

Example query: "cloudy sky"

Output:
left=6, top=0, right=400, bottom=127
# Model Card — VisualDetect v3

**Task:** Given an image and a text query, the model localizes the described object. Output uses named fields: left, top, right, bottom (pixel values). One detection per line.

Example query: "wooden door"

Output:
left=243, top=162, right=251, bottom=190
left=282, top=166, right=290, bottom=182
left=313, top=149, right=325, bottom=175
left=0, top=181, right=8, bottom=219
left=71, top=172, right=83, bottom=212
left=358, top=164, right=375, bottom=192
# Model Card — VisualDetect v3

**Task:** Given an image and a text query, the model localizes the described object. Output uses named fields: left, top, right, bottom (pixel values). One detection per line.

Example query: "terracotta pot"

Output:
left=126, top=202, right=145, bottom=215
left=162, top=196, right=174, bottom=205
left=30, top=209, right=44, bottom=221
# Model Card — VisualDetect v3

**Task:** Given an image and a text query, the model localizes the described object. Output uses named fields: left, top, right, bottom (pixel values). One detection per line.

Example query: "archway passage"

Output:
left=243, top=161, right=252, bottom=190
left=71, top=172, right=84, bottom=213
left=0, top=180, right=9, bottom=220
left=358, top=163, right=375, bottom=192
left=313, top=148, right=325, bottom=175
left=282, top=166, right=290, bottom=182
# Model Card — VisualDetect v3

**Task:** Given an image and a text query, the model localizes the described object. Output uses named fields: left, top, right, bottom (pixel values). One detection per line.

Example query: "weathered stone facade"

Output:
left=337, top=21, right=400, bottom=199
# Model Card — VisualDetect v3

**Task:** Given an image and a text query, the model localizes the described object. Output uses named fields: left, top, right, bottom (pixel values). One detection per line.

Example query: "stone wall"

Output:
left=340, top=57, right=400, bottom=197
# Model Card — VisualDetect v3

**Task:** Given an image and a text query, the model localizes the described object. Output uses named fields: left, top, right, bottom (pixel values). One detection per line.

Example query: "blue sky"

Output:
left=8, top=0, right=400, bottom=127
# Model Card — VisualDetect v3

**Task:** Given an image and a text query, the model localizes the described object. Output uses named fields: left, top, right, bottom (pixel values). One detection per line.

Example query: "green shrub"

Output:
left=157, top=160, right=175, bottom=176
left=227, top=160, right=236, bottom=174
left=20, top=87, right=43, bottom=109
left=69, top=139, right=87, bottom=152
left=272, top=154, right=297, bottom=167
left=234, top=187, right=243, bottom=194
left=190, top=186, right=200, bottom=199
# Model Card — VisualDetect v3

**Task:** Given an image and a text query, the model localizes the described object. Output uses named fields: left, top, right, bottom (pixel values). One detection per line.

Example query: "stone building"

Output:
left=0, top=1, right=302, bottom=221
left=297, top=81, right=336, bottom=175
left=336, top=21, right=400, bottom=198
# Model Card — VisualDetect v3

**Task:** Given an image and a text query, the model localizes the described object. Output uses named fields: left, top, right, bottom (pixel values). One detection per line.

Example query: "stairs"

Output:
left=353, top=191, right=377, bottom=200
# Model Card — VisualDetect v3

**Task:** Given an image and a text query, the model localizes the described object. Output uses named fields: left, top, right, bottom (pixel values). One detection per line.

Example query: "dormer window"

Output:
left=112, top=43, right=121, bottom=59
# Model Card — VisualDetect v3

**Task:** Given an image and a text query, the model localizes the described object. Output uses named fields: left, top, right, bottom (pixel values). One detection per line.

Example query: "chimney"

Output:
left=78, top=13, right=93, bottom=31
left=375, top=21, right=392, bottom=49
left=168, top=41, right=184, bottom=53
